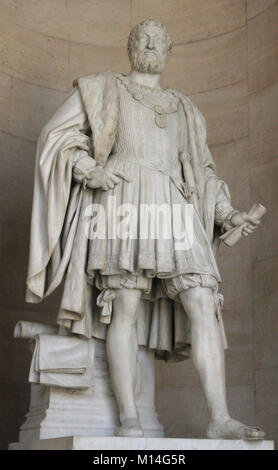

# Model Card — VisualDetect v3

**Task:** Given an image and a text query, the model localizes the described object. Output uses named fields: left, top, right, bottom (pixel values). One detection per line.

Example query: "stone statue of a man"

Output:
left=26, top=20, right=264, bottom=440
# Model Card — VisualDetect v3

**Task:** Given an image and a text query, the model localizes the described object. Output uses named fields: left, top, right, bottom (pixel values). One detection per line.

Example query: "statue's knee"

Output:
left=182, top=287, right=215, bottom=320
left=113, top=288, right=141, bottom=322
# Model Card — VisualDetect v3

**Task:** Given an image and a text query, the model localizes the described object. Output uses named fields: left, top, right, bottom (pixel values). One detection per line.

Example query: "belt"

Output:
left=108, top=153, right=187, bottom=199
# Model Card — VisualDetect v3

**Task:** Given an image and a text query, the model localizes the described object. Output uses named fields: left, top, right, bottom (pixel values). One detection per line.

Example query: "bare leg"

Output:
left=106, top=287, right=143, bottom=437
left=179, top=286, right=265, bottom=440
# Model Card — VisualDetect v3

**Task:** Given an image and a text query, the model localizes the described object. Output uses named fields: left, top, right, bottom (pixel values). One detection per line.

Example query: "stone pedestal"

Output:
left=14, top=339, right=163, bottom=445
left=9, top=436, right=274, bottom=450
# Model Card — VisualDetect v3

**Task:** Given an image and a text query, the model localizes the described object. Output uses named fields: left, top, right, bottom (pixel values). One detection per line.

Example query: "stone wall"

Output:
left=247, top=1, right=278, bottom=442
left=0, top=0, right=277, bottom=449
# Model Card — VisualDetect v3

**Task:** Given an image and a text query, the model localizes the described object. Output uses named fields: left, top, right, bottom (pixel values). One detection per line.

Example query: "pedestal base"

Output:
left=16, top=340, right=163, bottom=443
left=9, top=436, right=274, bottom=450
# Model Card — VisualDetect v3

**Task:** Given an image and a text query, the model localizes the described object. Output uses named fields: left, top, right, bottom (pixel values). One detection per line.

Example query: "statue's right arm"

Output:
left=38, top=87, right=95, bottom=183
left=37, top=87, right=130, bottom=192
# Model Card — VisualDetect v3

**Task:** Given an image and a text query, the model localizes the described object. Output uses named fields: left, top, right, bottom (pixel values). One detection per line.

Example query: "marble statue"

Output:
left=23, top=20, right=266, bottom=441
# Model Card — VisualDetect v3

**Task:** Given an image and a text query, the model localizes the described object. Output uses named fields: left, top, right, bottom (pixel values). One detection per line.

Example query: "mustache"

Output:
left=142, top=49, right=158, bottom=58
left=130, top=48, right=165, bottom=73
left=137, top=50, right=160, bottom=66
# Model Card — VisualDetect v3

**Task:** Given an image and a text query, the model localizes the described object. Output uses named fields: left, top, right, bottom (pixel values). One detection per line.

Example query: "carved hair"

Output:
left=127, top=19, right=173, bottom=61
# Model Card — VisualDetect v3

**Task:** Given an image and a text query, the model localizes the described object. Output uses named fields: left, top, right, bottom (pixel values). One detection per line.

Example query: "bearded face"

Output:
left=129, top=25, right=170, bottom=74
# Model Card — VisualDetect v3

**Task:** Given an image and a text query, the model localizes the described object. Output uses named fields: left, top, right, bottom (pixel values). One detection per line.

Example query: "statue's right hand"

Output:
left=85, top=166, right=131, bottom=191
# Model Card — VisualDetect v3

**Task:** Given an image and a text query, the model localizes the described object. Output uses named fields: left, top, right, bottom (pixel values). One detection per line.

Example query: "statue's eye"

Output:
left=137, top=35, right=147, bottom=42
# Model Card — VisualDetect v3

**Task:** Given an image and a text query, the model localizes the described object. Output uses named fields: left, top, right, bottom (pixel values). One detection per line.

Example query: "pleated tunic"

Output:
left=87, top=76, right=220, bottom=295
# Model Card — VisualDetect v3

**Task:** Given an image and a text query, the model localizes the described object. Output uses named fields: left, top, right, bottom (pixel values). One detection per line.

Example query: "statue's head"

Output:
left=127, top=19, right=173, bottom=74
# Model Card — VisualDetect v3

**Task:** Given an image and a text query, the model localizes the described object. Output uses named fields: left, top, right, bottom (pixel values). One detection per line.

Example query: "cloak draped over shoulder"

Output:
left=26, top=71, right=232, bottom=360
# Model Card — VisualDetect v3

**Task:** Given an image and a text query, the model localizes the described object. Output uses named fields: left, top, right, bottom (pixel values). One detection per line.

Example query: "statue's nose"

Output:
left=147, top=37, right=155, bottom=49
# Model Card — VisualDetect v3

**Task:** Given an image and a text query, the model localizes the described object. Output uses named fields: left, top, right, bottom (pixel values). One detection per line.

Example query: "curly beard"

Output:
left=130, top=50, right=166, bottom=74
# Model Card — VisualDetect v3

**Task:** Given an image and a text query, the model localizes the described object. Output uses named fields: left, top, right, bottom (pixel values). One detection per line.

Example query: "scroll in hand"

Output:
left=220, top=203, right=266, bottom=247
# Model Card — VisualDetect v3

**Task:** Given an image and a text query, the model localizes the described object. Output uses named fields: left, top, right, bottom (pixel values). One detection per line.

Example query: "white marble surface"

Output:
left=17, top=340, right=163, bottom=443
left=9, top=436, right=274, bottom=451
left=22, top=18, right=266, bottom=441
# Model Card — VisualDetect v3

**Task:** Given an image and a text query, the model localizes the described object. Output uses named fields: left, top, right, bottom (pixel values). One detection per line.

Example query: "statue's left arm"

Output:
left=202, top=144, right=260, bottom=237
left=202, top=144, right=237, bottom=231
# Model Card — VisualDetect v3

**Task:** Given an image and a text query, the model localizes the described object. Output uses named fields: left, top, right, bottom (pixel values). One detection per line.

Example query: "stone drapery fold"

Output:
left=26, top=71, right=231, bottom=361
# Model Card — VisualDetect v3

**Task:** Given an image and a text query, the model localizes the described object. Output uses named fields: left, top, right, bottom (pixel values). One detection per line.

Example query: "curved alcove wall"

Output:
left=0, top=0, right=277, bottom=448
left=247, top=0, right=278, bottom=441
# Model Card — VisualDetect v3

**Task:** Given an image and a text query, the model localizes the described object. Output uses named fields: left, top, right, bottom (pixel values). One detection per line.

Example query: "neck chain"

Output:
left=118, top=75, right=180, bottom=128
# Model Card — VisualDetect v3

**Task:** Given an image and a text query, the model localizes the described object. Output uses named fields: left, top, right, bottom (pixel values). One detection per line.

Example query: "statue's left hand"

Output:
left=230, top=212, right=261, bottom=237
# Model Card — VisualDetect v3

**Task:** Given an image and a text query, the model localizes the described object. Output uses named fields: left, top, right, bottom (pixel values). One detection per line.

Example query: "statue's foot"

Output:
left=115, top=418, right=144, bottom=438
left=207, top=418, right=265, bottom=440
